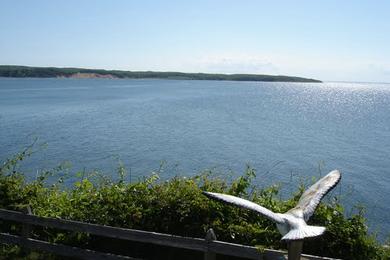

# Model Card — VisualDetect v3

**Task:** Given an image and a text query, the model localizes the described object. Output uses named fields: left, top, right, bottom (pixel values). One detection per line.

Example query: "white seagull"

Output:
left=203, top=170, right=341, bottom=241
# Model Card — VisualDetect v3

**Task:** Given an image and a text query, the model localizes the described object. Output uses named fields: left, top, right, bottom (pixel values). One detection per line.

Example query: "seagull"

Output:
left=203, top=170, right=341, bottom=241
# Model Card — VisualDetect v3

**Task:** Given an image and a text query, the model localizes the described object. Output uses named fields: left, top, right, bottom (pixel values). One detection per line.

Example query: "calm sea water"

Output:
left=1, top=78, right=389, bottom=240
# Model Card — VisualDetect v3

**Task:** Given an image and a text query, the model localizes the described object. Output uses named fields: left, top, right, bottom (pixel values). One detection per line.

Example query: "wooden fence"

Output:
left=0, top=207, right=337, bottom=260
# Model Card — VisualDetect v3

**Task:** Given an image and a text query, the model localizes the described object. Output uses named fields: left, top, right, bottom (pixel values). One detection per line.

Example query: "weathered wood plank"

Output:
left=0, top=233, right=138, bottom=260
left=0, top=208, right=206, bottom=252
left=0, top=208, right=339, bottom=260
left=207, top=240, right=260, bottom=259
left=208, top=241, right=337, bottom=260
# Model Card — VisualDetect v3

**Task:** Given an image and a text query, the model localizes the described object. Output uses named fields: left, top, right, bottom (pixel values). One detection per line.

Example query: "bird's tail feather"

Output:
left=281, top=225, right=325, bottom=240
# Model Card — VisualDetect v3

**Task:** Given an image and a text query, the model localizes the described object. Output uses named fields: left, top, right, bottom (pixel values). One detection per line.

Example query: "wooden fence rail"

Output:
left=0, top=207, right=336, bottom=260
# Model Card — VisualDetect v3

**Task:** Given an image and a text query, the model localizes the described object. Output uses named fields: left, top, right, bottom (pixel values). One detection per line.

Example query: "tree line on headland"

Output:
left=0, top=65, right=321, bottom=82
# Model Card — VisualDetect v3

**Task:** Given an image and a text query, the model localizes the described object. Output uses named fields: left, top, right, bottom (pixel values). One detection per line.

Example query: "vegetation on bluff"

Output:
left=0, top=146, right=388, bottom=259
left=0, top=65, right=322, bottom=82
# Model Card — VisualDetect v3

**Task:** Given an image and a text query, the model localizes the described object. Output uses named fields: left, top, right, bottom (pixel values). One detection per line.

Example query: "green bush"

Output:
left=0, top=149, right=389, bottom=259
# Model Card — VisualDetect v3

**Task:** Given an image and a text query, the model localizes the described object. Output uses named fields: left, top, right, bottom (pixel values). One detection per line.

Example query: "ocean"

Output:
left=0, top=78, right=389, bottom=240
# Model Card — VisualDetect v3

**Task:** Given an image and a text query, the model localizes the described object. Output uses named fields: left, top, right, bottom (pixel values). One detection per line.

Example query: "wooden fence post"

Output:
left=21, top=205, right=32, bottom=254
left=204, top=228, right=216, bottom=260
left=288, top=240, right=303, bottom=260
left=21, top=205, right=32, bottom=237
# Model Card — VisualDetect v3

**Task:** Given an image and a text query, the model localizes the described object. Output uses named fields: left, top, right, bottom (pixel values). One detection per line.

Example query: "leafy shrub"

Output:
left=0, top=149, right=389, bottom=259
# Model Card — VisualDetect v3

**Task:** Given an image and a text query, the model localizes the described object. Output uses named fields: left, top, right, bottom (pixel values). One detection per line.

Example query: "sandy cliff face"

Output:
left=62, top=72, right=118, bottom=79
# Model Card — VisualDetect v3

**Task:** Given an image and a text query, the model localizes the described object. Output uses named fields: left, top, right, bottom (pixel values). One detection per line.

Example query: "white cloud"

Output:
left=187, top=53, right=280, bottom=75
left=114, top=51, right=390, bottom=83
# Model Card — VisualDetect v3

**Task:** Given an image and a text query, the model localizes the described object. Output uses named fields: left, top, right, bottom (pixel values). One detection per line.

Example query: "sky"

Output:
left=1, top=1, right=389, bottom=82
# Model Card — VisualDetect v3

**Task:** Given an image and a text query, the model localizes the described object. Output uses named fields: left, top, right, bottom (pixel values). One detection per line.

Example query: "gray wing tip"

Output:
left=330, top=169, right=341, bottom=178
left=202, top=191, right=222, bottom=200
left=312, top=169, right=342, bottom=200
left=202, top=191, right=242, bottom=208
left=202, top=191, right=214, bottom=197
left=328, top=169, right=342, bottom=188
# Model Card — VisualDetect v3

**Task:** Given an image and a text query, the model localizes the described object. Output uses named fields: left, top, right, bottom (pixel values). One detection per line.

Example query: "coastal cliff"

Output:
left=0, top=65, right=322, bottom=83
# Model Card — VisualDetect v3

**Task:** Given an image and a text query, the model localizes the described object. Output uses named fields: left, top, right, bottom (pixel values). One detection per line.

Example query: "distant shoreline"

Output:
left=0, top=65, right=322, bottom=83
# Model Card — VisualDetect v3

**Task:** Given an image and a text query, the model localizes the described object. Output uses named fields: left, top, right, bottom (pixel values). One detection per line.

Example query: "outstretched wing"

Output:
left=203, top=192, right=285, bottom=224
left=294, top=170, right=341, bottom=221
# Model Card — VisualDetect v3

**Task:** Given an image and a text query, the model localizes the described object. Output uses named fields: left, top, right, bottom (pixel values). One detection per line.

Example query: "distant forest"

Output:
left=0, top=65, right=321, bottom=82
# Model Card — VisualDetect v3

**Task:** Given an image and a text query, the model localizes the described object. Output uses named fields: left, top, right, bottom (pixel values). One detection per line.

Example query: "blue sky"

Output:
left=1, top=1, right=389, bottom=82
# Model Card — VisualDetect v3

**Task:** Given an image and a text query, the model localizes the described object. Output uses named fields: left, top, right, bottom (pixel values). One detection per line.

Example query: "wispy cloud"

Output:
left=188, top=54, right=280, bottom=75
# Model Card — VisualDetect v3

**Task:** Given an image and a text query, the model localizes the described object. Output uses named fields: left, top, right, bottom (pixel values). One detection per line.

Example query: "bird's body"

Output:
left=203, top=170, right=341, bottom=241
left=275, top=210, right=326, bottom=240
